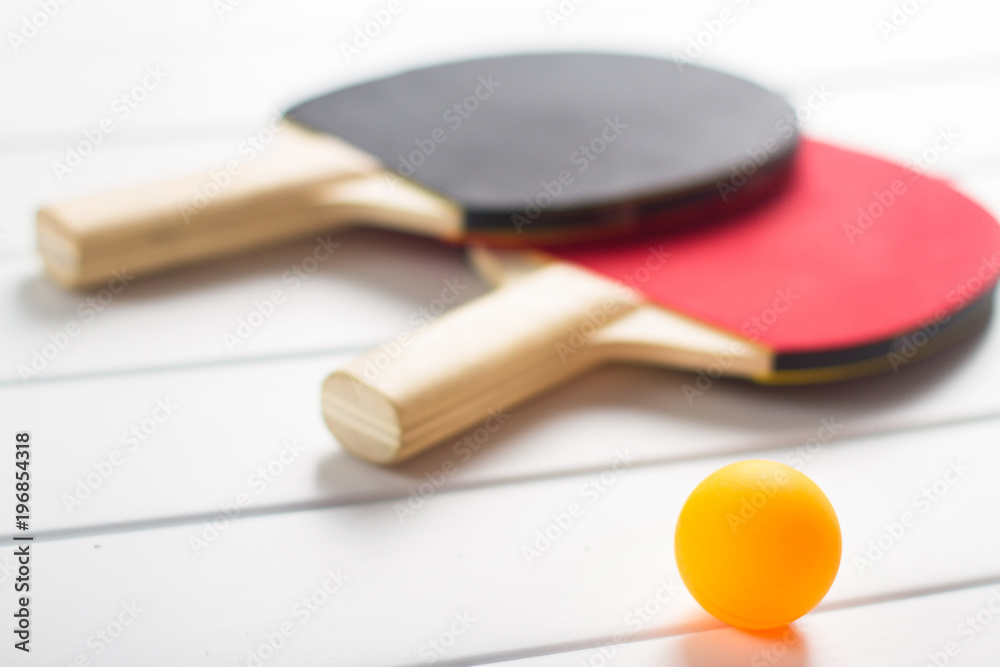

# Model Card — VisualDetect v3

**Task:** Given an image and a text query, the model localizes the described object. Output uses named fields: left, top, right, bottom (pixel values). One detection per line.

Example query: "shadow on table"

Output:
left=679, top=623, right=809, bottom=667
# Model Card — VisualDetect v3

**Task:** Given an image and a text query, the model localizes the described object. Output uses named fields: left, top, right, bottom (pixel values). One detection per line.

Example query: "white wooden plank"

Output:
left=1, top=416, right=999, bottom=665
left=0, top=300, right=993, bottom=535
left=2, top=290, right=999, bottom=535
left=498, top=582, right=1000, bottom=666
left=677, top=0, right=1000, bottom=89
left=800, top=75, right=1000, bottom=175
left=3, top=0, right=999, bottom=138
left=1, top=352, right=358, bottom=535
left=0, top=229, right=486, bottom=383
left=1, top=1, right=358, bottom=134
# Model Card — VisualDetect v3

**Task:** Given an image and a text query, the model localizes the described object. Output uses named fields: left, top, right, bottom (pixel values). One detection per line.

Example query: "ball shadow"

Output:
left=680, top=624, right=809, bottom=667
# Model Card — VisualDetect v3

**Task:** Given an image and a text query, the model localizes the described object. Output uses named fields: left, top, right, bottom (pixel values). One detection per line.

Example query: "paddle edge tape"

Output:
left=763, top=288, right=995, bottom=385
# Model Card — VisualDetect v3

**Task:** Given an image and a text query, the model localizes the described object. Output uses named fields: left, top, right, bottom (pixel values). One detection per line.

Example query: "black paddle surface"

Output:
left=287, top=52, right=798, bottom=239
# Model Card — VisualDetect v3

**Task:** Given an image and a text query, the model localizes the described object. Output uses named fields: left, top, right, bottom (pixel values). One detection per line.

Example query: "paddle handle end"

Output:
left=36, top=123, right=382, bottom=289
left=322, top=264, right=638, bottom=464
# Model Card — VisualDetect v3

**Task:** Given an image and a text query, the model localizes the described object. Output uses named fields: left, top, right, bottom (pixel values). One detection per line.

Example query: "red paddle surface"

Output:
left=550, top=140, right=1000, bottom=353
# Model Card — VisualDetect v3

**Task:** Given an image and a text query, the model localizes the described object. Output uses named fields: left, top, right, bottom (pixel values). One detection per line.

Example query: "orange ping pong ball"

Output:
left=674, top=460, right=841, bottom=629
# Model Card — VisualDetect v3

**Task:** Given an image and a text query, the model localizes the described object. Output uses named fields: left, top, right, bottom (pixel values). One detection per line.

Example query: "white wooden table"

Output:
left=2, top=1, right=999, bottom=664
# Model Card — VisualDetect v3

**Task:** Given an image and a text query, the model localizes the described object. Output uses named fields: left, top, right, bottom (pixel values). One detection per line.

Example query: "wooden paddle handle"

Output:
left=322, top=264, right=640, bottom=464
left=37, top=123, right=389, bottom=289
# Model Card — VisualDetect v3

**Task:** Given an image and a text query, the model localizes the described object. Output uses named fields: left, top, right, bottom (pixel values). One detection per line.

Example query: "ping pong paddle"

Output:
left=37, top=52, right=797, bottom=288
left=322, top=139, right=1000, bottom=464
